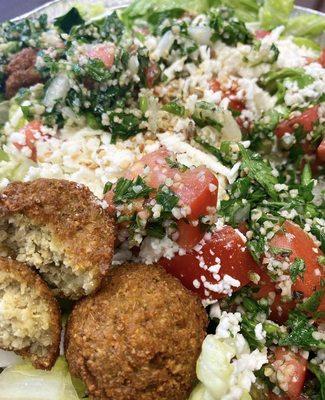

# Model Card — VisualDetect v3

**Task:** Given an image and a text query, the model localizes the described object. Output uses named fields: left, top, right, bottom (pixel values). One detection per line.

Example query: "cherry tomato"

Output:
left=271, top=348, right=307, bottom=400
left=317, top=139, right=325, bottom=163
left=13, top=120, right=42, bottom=162
left=176, top=219, right=204, bottom=250
left=275, top=105, right=319, bottom=139
left=255, top=29, right=271, bottom=39
left=159, top=225, right=258, bottom=301
left=87, top=43, right=115, bottom=68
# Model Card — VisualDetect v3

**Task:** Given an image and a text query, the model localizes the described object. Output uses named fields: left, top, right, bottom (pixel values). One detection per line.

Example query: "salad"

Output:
left=0, top=0, right=324, bottom=399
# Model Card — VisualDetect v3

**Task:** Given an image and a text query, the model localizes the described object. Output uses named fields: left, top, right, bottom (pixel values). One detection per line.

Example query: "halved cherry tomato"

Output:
left=13, top=120, right=42, bottom=162
left=87, top=43, right=115, bottom=68
left=255, top=29, right=271, bottom=39
left=159, top=225, right=259, bottom=301
left=275, top=105, right=319, bottom=139
left=176, top=219, right=204, bottom=250
left=271, top=348, right=307, bottom=400
left=317, top=139, right=325, bottom=163
left=125, top=148, right=218, bottom=220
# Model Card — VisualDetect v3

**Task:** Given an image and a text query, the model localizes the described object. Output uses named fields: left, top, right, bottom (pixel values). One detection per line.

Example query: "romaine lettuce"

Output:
left=259, top=0, right=294, bottom=30
left=285, top=14, right=325, bottom=39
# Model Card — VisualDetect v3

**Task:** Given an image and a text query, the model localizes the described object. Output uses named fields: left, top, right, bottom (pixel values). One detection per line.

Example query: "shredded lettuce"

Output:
left=259, top=0, right=294, bottom=30
left=285, top=14, right=325, bottom=39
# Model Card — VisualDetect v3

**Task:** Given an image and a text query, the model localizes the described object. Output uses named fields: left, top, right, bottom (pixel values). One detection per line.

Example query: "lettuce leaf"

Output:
left=120, top=0, right=219, bottom=27
left=220, top=0, right=261, bottom=22
left=285, top=14, right=325, bottom=39
left=293, top=37, right=321, bottom=52
left=259, top=0, right=294, bottom=30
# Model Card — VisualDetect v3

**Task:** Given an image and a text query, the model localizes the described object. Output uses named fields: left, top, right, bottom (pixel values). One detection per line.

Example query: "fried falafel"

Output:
left=65, top=263, right=207, bottom=400
left=0, top=179, right=115, bottom=300
left=5, top=48, right=42, bottom=99
left=0, top=256, right=60, bottom=370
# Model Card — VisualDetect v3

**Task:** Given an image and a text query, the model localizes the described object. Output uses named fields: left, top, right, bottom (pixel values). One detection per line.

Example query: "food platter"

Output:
left=0, top=0, right=324, bottom=399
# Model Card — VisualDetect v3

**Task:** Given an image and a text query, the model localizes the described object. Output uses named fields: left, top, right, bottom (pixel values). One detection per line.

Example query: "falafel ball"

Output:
left=0, top=179, right=115, bottom=300
left=65, top=263, right=207, bottom=400
left=0, top=256, right=61, bottom=370
left=5, top=48, right=42, bottom=99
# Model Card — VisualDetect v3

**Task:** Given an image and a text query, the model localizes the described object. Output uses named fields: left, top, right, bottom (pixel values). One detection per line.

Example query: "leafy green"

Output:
left=103, top=181, right=113, bottom=194
left=209, top=7, right=253, bottom=46
left=259, top=0, right=294, bottom=30
left=70, top=11, right=124, bottom=44
left=259, top=68, right=314, bottom=96
left=113, top=176, right=153, bottom=204
left=219, top=0, right=262, bottom=23
left=109, top=112, right=141, bottom=143
left=194, top=137, right=225, bottom=164
left=54, top=7, right=85, bottom=33
left=240, top=297, right=283, bottom=350
left=162, top=101, right=186, bottom=116
left=293, top=37, right=321, bottom=52
left=311, top=224, right=325, bottom=252
left=239, top=145, right=278, bottom=200
left=285, top=14, right=325, bottom=39
left=120, top=0, right=215, bottom=28
left=165, top=157, right=188, bottom=172
left=0, top=14, right=48, bottom=49
left=308, top=363, right=325, bottom=400
left=279, top=310, right=325, bottom=349
left=289, top=258, right=306, bottom=283
left=192, top=102, right=223, bottom=130
left=156, top=185, right=179, bottom=215
left=298, top=289, right=324, bottom=315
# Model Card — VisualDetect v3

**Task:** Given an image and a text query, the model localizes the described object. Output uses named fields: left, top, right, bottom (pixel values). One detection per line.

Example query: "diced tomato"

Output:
left=159, top=225, right=259, bottom=301
left=271, top=348, right=307, bottom=400
left=126, top=148, right=218, bottom=220
left=255, top=221, right=323, bottom=323
left=319, top=49, right=325, bottom=68
left=275, top=105, right=319, bottom=139
left=176, top=219, right=204, bottom=250
left=209, top=78, right=245, bottom=113
left=255, top=29, right=271, bottom=39
left=270, top=221, right=323, bottom=298
left=172, top=166, right=218, bottom=220
left=255, top=270, right=296, bottom=324
left=145, top=62, right=160, bottom=88
left=317, top=139, right=325, bottom=163
left=125, top=148, right=175, bottom=188
left=87, top=43, right=115, bottom=68
left=13, top=120, right=42, bottom=162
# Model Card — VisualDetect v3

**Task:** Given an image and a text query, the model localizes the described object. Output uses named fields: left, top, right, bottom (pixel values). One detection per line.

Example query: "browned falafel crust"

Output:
left=0, top=256, right=61, bottom=370
left=0, top=179, right=116, bottom=299
left=5, top=48, right=42, bottom=99
left=65, top=263, right=207, bottom=400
